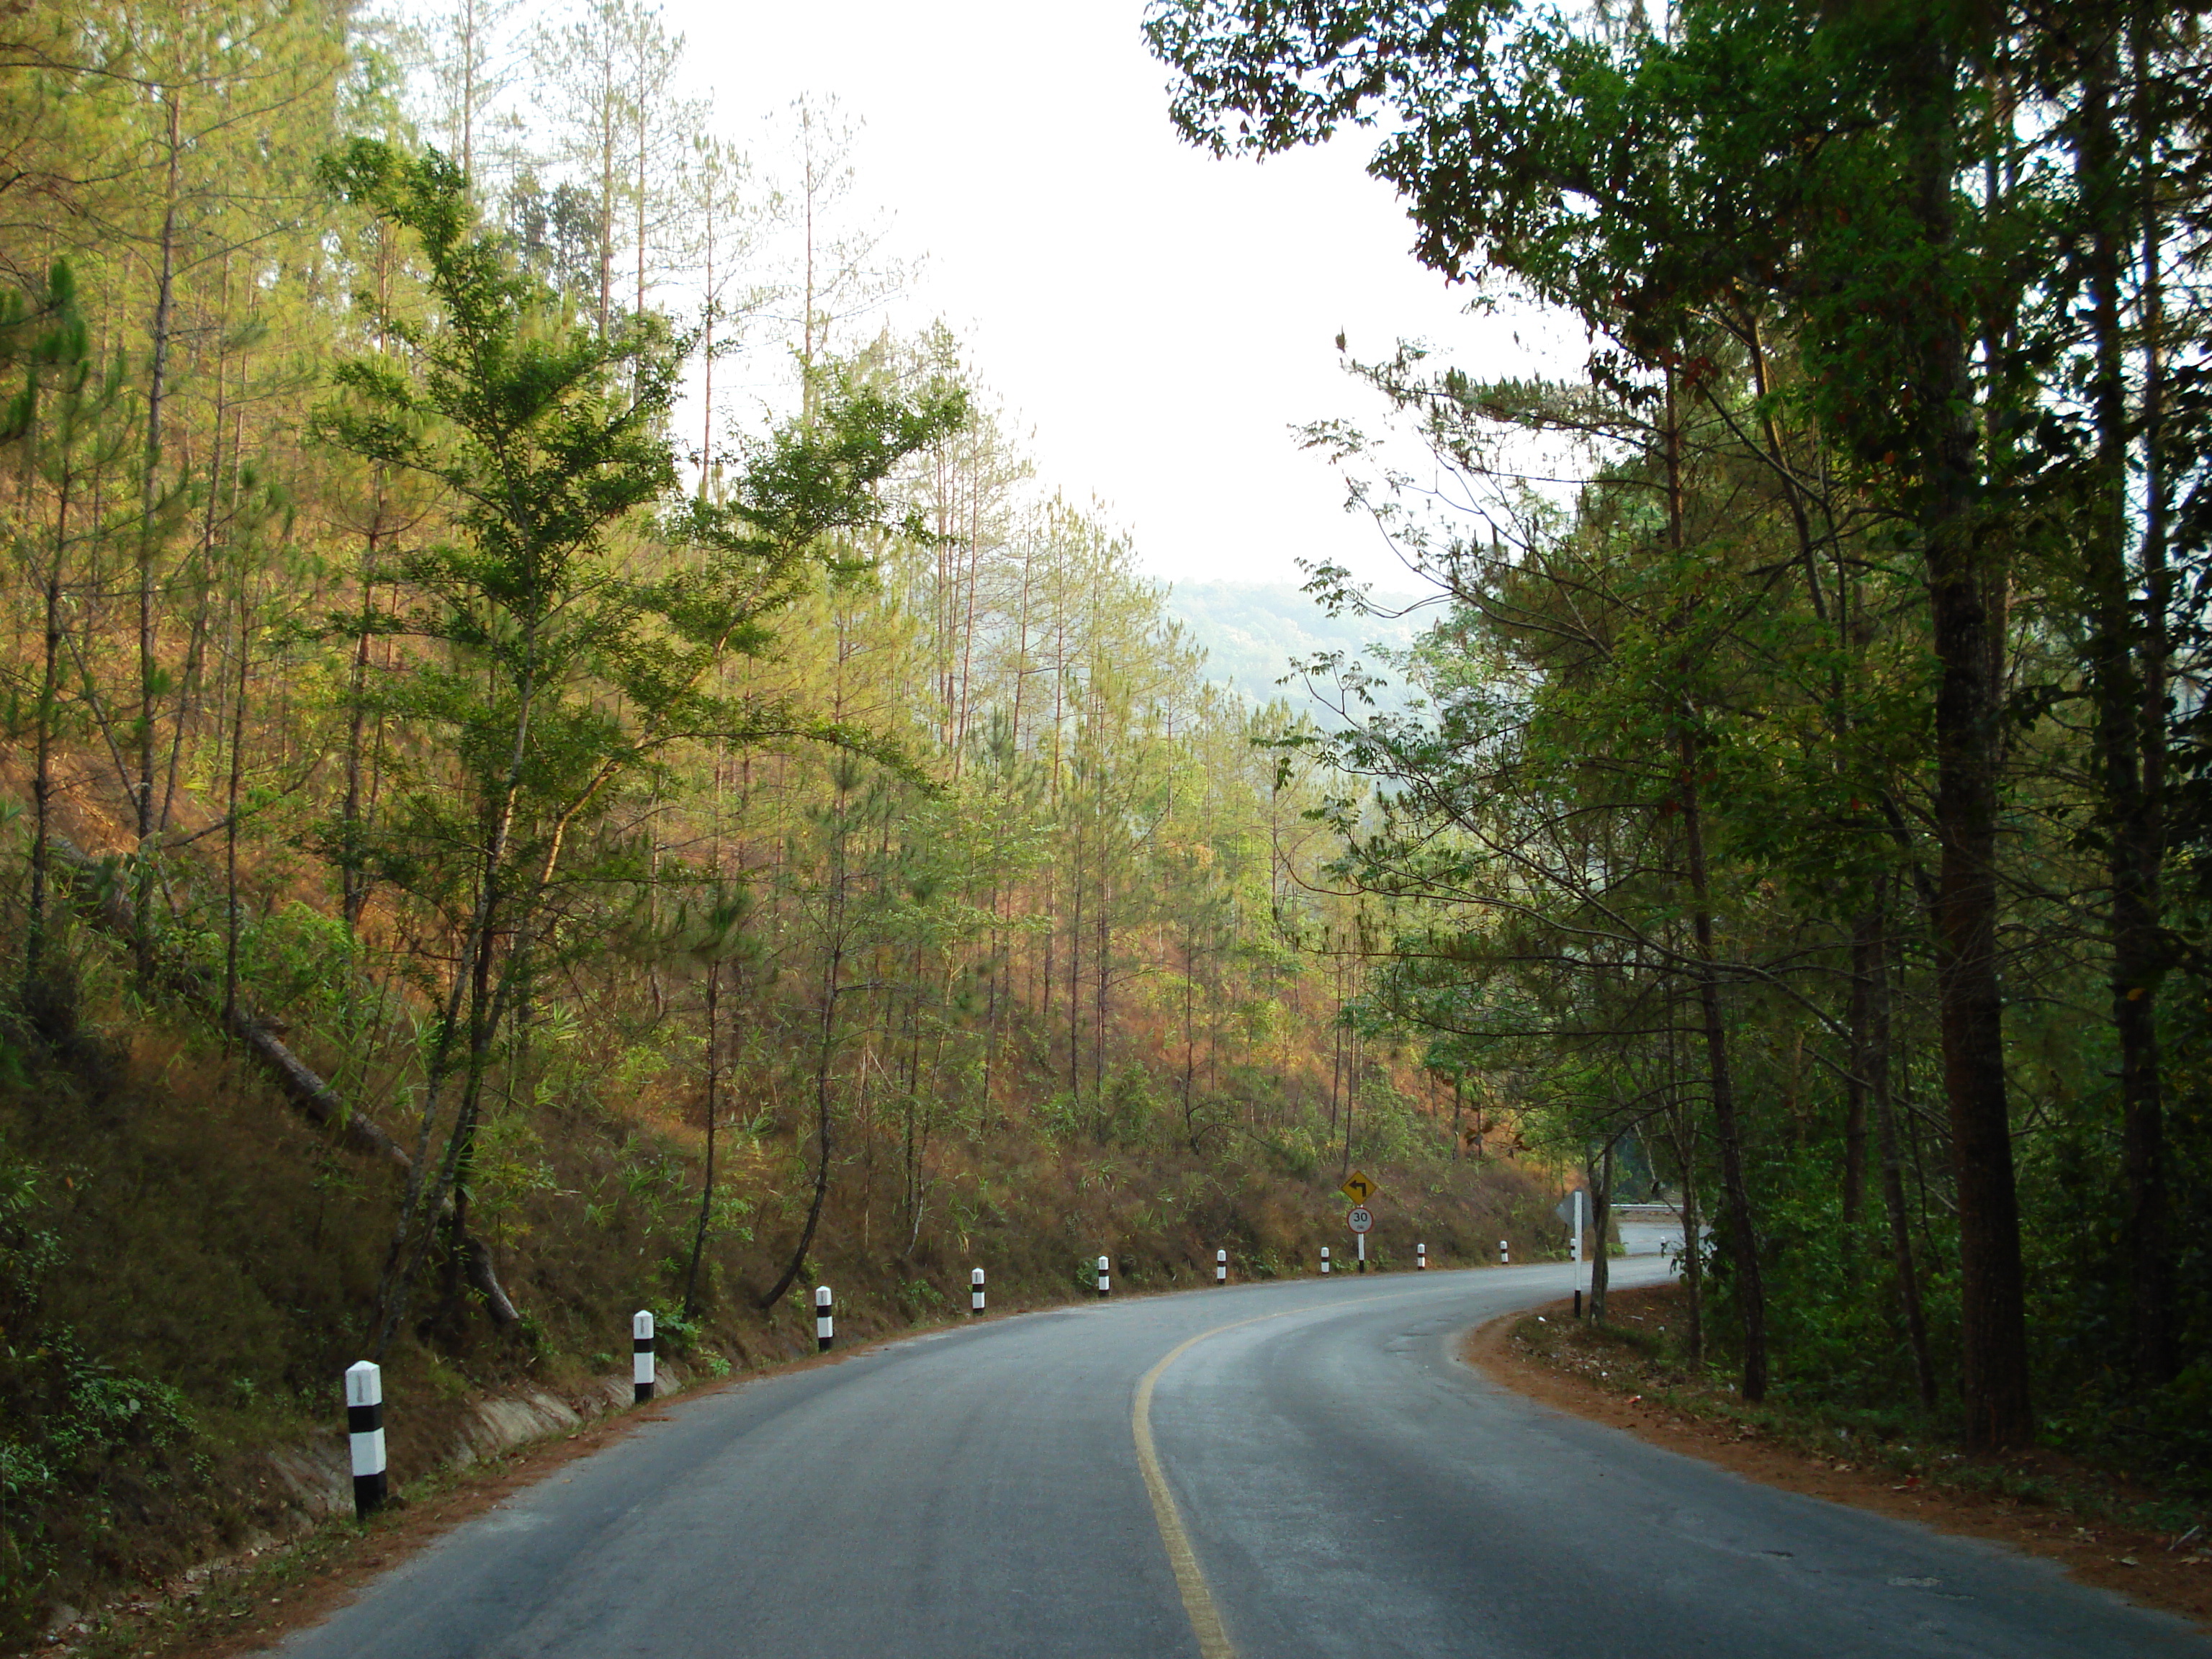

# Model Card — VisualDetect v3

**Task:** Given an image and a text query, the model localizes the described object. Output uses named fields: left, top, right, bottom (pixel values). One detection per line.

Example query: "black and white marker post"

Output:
left=1215, top=1248, right=1227, bottom=1285
left=1095, top=1255, right=1110, bottom=1298
left=970, top=1267, right=985, bottom=1316
left=815, top=1285, right=834, bottom=1352
left=1498, top=1238, right=1509, bottom=1265
left=1321, top=1246, right=1331, bottom=1275
left=1417, top=1242, right=1428, bottom=1271
left=632, top=1310, right=655, bottom=1403
left=344, top=1360, right=387, bottom=1521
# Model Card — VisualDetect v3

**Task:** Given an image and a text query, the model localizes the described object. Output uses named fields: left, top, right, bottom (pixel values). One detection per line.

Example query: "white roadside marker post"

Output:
left=1215, top=1248, right=1228, bottom=1285
left=1417, top=1242, right=1428, bottom=1271
left=970, top=1267, right=985, bottom=1316
left=1096, top=1255, right=1111, bottom=1298
left=1573, top=1187, right=1586, bottom=1319
left=632, top=1310, right=655, bottom=1403
left=815, top=1285, right=835, bottom=1352
left=344, top=1360, right=387, bottom=1521
left=1499, top=1238, right=1509, bottom=1265
left=1321, top=1246, right=1331, bottom=1275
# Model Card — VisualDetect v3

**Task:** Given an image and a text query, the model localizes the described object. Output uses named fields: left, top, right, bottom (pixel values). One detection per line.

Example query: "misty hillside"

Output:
left=1166, top=582, right=1429, bottom=714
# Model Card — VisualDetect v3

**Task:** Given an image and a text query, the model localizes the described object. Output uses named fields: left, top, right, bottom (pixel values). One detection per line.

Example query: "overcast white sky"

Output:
left=657, top=0, right=1555, bottom=592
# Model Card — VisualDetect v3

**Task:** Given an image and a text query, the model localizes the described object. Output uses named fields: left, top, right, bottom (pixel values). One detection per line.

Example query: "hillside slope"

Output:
left=0, top=759, right=1560, bottom=1650
left=1167, top=581, right=1428, bottom=716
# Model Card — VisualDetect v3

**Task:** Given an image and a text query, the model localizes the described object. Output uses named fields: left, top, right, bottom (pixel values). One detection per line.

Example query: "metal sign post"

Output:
left=1347, top=1205, right=1373, bottom=1273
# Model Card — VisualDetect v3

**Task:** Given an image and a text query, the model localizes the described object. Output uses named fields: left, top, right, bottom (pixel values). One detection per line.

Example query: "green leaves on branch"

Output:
left=309, top=138, right=965, bottom=917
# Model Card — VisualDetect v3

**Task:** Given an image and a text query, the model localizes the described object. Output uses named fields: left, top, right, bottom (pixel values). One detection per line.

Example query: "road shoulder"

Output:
left=1465, top=1282, right=2212, bottom=1634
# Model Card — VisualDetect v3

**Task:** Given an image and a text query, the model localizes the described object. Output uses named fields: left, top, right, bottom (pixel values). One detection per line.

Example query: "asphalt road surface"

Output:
left=281, top=1262, right=2209, bottom=1658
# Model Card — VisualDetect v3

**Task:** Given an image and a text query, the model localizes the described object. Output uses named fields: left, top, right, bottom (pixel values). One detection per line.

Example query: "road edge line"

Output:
left=1131, top=1287, right=1439, bottom=1659
left=1133, top=1325, right=1245, bottom=1659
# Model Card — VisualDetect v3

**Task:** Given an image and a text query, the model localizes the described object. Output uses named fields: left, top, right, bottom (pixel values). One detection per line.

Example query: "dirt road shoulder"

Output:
left=1465, top=1282, right=2212, bottom=1633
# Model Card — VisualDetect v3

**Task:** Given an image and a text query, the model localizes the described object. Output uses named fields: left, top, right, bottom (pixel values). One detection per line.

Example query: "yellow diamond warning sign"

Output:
left=1341, top=1169, right=1379, bottom=1204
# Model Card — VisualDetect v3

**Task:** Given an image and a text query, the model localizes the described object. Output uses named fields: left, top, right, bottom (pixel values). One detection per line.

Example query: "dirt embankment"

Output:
left=1467, top=1283, right=2212, bottom=1632
left=52, top=1385, right=701, bottom=1659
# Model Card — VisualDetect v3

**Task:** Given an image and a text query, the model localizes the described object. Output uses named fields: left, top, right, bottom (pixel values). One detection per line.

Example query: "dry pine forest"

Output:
left=4, top=0, right=2212, bottom=1642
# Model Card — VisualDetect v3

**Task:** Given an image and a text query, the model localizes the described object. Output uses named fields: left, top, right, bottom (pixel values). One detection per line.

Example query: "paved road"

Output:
left=282, top=1263, right=2208, bottom=1658
left=1614, top=1218, right=1681, bottom=1257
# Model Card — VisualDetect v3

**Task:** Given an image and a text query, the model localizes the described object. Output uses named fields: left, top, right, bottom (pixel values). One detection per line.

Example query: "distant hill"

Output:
left=1166, top=580, right=1429, bottom=715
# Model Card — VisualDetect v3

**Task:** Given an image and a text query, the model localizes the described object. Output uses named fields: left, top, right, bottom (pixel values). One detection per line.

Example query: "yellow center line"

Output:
left=1130, top=1287, right=1439, bottom=1659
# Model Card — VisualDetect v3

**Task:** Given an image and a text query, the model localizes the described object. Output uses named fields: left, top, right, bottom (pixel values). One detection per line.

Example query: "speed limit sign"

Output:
left=1347, top=1207, right=1374, bottom=1233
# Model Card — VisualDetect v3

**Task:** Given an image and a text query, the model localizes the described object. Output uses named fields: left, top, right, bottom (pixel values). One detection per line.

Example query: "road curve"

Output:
left=279, top=1263, right=2208, bottom=1658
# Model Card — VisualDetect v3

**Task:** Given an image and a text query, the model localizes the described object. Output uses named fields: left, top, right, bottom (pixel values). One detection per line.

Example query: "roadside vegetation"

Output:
left=8, top=0, right=2211, bottom=1647
left=1151, top=0, right=2212, bottom=1491
left=0, top=5, right=1548, bottom=1645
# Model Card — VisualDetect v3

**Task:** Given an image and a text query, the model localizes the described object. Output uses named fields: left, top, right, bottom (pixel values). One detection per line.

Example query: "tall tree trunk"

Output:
left=377, top=858, right=519, bottom=1354
left=1094, top=850, right=1109, bottom=1107
left=698, top=184, right=715, bottom=498
left=459, top=0, right=478, bottom=180
left=2121, top=4, right=2175, bottom=1384
left=1182, top=920, right=1200, bottom=1152
left=1664, top=357, right=1763, bottom=1396
left=372, top=647, right=540, bottom=1358
left=342, top=549, right=378, bottom=931
left=1343, top=1024, right=1359, bottom=1177
left=2078, top=19, right=2172, bottom=1382
left=1679, top=727, right=1766, bottom=1400
left=595, top=28, right=615, bottom=338
left=222, top=564, right=251, bottom=1022
left=1905, top=19, right=2031, bottom=1449
left=343, top=228, right=394, bottom=933
left=26, top=464, right=71, bottom=998
left=159, top=261, right=233, bottom=847
left=1844, top=918, right=1876, bottom=1231
left=760, top=787, right=850, bottom=1310
left=1868, top=893, right=1938, bottom=1411
left=134, top=90, right=184, bottom=985
left=1069, top=817, right=1082, bottom=1105
left=1668, top=1033, right=1705, bottom=1367
left=1589, top=1136, right=1615, bottom=1322
left=684, top=960, right=720, bottom=1319
left=904, top=940, right=925, bottom=1243
left=761, top=933, right=841, bottom=1310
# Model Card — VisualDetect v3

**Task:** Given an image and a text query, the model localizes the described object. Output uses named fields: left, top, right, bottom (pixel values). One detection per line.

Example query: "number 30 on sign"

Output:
left=1346, top=1207, right=1374, bottom=1234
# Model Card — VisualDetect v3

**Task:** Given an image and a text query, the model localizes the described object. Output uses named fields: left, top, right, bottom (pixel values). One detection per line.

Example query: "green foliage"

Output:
left=0, top=16, right=1603, bottom=1625
left=1150, top=0, right=2212, bottom=1469
left=1101, top=1064, right=1161, bottom=1148
left=0, top=1148, right=193, bottom=1644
